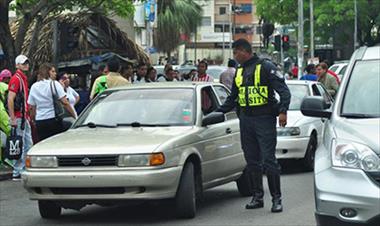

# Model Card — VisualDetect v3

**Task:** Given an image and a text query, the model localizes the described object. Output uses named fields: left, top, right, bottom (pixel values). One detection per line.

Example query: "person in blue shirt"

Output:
left=300, top=64, right=318, bottom=81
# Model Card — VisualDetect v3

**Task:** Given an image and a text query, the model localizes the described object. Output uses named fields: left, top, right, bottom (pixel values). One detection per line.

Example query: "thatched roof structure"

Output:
left=12, top=13, right=149, bottom=68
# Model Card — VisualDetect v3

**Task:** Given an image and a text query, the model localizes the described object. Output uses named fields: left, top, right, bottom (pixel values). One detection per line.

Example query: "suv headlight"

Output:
left=277, top=127, right=301, bottom=136
left=332, top=139, right=380, bottom=172
left=118, top=153, right=165, bottom=167
left=26, top=156, right=58, bottom=168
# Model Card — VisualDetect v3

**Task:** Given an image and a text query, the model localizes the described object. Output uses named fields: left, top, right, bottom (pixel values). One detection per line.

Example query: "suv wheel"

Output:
left=303, top=134, right=317, bottom=171
left=175, top=162, right=196, bottom=218
left=38, top=200, right=61, bottom=219
left=236, top=168, right=253, bottom=197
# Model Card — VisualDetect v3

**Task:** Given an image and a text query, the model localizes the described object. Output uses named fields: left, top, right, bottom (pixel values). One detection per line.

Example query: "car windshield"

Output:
left=76, top=89, right=195, bottom=127
left=287, top=84, right=310, bottom=110
left=341, top=60, right=380, bottom=118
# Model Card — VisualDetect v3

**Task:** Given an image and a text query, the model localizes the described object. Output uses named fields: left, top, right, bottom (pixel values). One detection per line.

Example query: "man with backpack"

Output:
left=7, top=55, right=33, bottom=180
left=90, top=58, right=130, bottom=100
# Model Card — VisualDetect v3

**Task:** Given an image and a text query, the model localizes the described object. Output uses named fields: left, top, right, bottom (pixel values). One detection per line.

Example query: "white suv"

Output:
left=301, top=46, right=380, bottom=226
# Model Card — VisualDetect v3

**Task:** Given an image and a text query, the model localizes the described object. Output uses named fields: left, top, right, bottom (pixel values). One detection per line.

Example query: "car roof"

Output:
left=353, top=45, right=380, bottom=61
left=107, top=82, right=220, bottom=91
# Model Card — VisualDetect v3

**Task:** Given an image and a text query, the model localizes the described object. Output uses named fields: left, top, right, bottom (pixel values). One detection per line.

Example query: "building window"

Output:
left=214, top=24, right=230, bottom=32
left=219, top=7, right=226, bottom=15
left=256, top=26, right=262, bottom=35
left=201, top=17, right=212, bottom=26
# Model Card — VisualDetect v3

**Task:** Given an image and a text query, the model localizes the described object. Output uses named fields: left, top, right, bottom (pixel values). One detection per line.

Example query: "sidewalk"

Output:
left=0, top=164, right=12, bottom=181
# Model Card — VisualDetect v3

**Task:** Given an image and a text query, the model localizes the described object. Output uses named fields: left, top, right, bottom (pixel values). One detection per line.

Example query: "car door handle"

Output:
left=321, top=118, right=326, bottom=123
left=226, top=128, right=232, bottom=134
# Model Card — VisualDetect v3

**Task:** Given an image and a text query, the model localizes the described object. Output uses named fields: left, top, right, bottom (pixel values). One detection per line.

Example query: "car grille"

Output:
left=50, top=187, right=125, bottom=195
left=367, top=172, right=380, bottom=187
left=58, top=155, right=118, bottom=167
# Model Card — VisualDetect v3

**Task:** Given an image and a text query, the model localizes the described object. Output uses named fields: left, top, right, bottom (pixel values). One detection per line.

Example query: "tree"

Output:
left=254, top=0, right=380, bottom=47
left=0, top=0, right=135, bottom=70
left=154, top=0, right=203, bottom=58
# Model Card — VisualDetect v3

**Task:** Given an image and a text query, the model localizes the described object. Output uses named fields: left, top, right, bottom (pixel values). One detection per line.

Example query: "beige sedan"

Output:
left=22, top=82, right=251, bottom=219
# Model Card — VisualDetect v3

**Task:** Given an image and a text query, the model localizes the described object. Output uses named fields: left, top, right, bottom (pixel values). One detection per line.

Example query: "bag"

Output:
left=12, top=75, right=25, bottom=112
left=50, top=81, right=64, bottom=121
left=4, top=128, right=23, bottom=160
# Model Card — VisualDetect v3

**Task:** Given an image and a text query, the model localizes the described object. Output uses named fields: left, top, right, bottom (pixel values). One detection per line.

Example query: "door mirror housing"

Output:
left=301, top=96, right=332, bottom=118
left=202, top=112, right=225, bottom=126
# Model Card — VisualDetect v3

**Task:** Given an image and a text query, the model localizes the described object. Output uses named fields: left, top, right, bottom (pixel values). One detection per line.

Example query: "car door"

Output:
left=213, top=85, right=245, bottom=174
left=196, top=86, right=240, bottom=186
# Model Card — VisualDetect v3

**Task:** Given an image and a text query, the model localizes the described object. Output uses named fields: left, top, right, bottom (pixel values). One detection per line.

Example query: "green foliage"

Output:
left=155, top=0, right=203, bottom=54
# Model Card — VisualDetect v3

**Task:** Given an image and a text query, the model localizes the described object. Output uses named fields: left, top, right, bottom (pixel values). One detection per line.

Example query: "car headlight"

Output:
left=277, top=127, right=301, bottom=136
left=26, top=156, right=58, bottom=168
left=332, top=139, right=380, bottom=172
left=118, top=153, right=165, bottom=167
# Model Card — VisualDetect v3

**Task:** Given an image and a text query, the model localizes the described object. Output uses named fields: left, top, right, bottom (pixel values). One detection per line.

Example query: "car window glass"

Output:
left=317, top=84, right=333, bottom=102
left=214, top=85, right=229, bottom=104
left=77, top=89, right=195, bottom=126
left=342, top=60, right=380, bottom=117
left=201, top=87, right=218, bottom=115
left=287, top=84, right=309, bottom=110
left=311, top=84, right=321, bottom=96
left=329, top=66, right=338, bottom=72
left=340, top=65, right=347, bottom=75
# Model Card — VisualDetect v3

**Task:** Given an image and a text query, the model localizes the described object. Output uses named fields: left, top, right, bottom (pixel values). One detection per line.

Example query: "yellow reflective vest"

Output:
left=235, top=64, right=268, bottom=107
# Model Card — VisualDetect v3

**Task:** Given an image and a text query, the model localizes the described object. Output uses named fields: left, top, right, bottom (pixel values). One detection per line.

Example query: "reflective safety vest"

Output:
left=235, top=64, right=268, bottom=107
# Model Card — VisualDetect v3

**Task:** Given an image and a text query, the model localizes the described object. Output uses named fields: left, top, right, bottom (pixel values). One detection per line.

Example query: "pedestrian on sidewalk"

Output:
left=7, top=55, right=33, bottom=180
left=28, top=63, right=77, bottom=142
left=133, top=62, right=148, bottom=84
left=316, top=63, right=339, bottom=98
left=216, top=39, right=291, bottom=213
left=300, top=64, right=318, bottom=81
left=192, top=60, right=214, bottom=82
left=220, top=59, right=237, bottom=90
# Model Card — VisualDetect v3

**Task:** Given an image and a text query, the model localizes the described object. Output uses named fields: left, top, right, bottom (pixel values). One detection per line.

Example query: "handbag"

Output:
left=4, top=128, right=23, bottom=160
left=50, top=81, right=64, bottom=121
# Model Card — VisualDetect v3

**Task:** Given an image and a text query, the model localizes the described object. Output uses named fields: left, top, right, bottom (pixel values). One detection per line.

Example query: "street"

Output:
left=0, top=160, right=316, bottom=226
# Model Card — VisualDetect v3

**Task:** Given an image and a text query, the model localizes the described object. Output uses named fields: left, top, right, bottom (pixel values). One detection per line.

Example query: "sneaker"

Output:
left=12, top=175, right=21, bottom=181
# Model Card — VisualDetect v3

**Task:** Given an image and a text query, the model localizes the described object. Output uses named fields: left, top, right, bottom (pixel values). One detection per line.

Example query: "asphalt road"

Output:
left=0, top=160, right=316, bottom=226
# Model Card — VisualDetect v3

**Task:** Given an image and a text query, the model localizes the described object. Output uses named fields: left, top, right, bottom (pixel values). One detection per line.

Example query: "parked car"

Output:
left=329, top=61, right=348, bottom=80
left=22, top=82, right=252, bottom=219
left=207, top=65, right=228, bottom=82
left=276, top=80, right=332, bottom=170
left=301, top=45, right=380, bottom=226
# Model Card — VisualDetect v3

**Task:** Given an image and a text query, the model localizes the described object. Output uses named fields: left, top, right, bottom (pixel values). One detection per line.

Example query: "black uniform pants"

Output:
left=239, top=113, right=281, bottom=175
left=36, top=118, right=63, bottom=142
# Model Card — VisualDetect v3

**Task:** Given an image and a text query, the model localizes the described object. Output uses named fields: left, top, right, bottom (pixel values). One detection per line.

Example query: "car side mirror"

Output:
left=301, top=96, right=332, bottom=118
left=202, top=112, right=225, bottom=126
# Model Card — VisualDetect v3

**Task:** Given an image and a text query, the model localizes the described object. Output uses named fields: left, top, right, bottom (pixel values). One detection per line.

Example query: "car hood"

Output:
left=277, top=110, right=304, bottom=127
left=29, top=127, right=194, bottom=155
left=334, top=118, right=380, bottom=154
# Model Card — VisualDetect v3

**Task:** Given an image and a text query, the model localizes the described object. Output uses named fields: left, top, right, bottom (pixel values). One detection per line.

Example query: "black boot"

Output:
left=267, top=172, right=283, bottom=213
left=245, top=171, right=264, bottom=209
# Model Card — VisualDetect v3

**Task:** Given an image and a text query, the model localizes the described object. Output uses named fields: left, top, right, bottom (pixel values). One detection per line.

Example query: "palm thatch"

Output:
left=11, top=13, right=149, bottom=67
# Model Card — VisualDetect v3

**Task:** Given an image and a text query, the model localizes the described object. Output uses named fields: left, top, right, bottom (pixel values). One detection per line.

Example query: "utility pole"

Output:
left=297, top=0, right=304, bottom=79
left=222, top=23, right=225, bottom=63
left=354, top=0, right=358, bottom=49
left=229, top=1, right=233, bottom=58
left=280, top=27, right=284, bottom=72
left=310, top=0, right=314, bottom=58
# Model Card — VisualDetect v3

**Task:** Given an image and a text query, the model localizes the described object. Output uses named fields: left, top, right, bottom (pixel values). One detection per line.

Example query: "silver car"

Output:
left=276, top=80, right=332, bottom=170
left=22, top=82, right=252, bottom=219
left=301, top=46, right=380, bottom=225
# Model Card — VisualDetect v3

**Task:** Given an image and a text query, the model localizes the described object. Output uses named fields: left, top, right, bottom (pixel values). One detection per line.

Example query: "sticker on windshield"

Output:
left=182, top=109, right=192, bottom=121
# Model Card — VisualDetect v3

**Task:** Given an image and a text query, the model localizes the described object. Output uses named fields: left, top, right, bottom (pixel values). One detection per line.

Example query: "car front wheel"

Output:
left=38, top=200, right=61, bottom=219
left=175, top=162, right=196, bottom=219
left=303, top=134, right=317, bottom=171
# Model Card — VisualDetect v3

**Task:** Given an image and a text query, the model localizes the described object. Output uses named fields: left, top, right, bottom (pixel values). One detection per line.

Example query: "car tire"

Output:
left=175, top=162, right=196, bottom=219
left=236, top=169, right=253, bottom=197
left=303, top=134, right=317, bottom=171
left=38, top=200, right=61, bottom=219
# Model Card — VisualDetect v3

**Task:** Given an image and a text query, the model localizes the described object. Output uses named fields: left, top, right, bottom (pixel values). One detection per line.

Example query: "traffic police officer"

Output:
left=217, top=39, right=290, bottom=212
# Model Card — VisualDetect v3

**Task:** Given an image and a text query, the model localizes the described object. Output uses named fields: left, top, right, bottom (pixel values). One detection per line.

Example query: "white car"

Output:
left=276, top=80, right=333, bottom=170
left=329, top=62, right=348, bottom=80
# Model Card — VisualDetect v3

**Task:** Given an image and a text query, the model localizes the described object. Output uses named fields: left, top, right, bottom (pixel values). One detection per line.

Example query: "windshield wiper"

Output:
left=341, top=113, right=379, bottom=118
left=75, top=122, right=117, bottom=128
left=116, top=122, right=171, bottom=127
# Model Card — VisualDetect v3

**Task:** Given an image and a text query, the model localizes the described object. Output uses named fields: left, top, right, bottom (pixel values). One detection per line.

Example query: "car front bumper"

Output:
left=275, top=136, right=309, bottom=159
left=315, top=167, right=380, bottom=224
left=22, top=166, right=182, bottom=200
